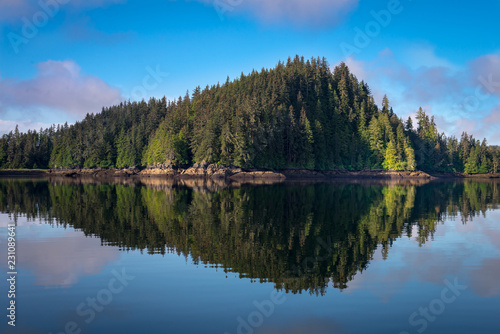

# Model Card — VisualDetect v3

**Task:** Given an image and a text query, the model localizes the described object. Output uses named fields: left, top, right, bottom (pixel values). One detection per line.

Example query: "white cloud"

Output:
left=340, top=48, right=500, bottom=143
left=196, top=0, right=359, bottom=27
left=402, top=44, right=458, bottom=70
left=344, top=56, right=367, bottom=80
left=474, top=103, right=500, bottom=144
left=0, top=60, right=123, bottom=121
left=469, top=54, right=500, bottom=97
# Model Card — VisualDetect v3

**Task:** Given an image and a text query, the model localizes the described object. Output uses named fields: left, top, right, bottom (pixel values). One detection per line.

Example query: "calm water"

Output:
left=0, top=177, right=499, bottom=334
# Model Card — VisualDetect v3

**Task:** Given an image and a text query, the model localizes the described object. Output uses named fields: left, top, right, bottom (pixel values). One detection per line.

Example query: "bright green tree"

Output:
left=383, top=140, right=400, bottom=170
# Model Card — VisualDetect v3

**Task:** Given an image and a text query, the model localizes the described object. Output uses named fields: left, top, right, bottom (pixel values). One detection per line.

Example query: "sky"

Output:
left=0, top=0, right=499, bottom=143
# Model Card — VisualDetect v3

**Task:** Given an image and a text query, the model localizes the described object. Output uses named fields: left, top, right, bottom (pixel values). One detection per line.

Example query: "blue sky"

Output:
left=1, top=0, right=499, bottom=143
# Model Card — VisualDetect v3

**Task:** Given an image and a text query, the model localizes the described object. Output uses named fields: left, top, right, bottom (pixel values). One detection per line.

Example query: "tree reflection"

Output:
left=1, top=177, right=499, bottom=294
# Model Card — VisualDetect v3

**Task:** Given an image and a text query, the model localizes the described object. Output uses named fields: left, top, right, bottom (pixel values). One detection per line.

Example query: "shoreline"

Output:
left=0, top=170, right=49, bottom=176
left=1, top=166, right=499, bottom=180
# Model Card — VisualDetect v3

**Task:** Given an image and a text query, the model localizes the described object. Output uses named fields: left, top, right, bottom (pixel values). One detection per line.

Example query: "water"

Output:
left=0, top=177, right=499, bottom=334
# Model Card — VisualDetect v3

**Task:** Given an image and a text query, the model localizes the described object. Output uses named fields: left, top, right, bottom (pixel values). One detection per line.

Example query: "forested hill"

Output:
left=1, top=56, right=499, bottom=173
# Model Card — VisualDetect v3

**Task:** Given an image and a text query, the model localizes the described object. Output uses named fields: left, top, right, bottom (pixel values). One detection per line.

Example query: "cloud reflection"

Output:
left=346, top=212, right=500, bottom=300
left=0, top=220, right=119, bottom=287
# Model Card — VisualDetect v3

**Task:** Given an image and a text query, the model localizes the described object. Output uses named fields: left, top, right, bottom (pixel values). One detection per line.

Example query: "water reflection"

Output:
left=0, top=177, right=499, bottom=295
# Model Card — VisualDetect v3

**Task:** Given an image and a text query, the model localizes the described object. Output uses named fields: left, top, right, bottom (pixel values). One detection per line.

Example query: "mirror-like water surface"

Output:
left=0, top=177, right=499, bottom=334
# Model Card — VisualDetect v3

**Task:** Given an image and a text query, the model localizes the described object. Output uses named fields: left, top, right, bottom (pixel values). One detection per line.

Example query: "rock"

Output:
left=181, top=167, right=206, bottom=177
left=229, top=168, right=243, bottom=174
left=207, top=164, right=223, bottom=170
left=230, top=171, right=286, bottom=180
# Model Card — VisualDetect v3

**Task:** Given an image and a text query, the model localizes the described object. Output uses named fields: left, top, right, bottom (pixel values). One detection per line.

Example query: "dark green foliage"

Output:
left=0, top=56, right=498, bottom=173
left=403, top=107, right=498, bottom=173
left=0, top=126, right=54, bottom=169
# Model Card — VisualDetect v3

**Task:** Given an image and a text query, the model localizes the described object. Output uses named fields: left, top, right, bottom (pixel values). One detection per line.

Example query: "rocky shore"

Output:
left=0, top=169, right=48, bottom=176
left=3, top=165, right=499, bottom=180
left=45, top=164, right=435, bottom=180
left=47, top=163, right=287, bottom=180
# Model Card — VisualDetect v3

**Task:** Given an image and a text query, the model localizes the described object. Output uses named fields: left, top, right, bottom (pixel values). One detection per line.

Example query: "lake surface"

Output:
left=0, top=177, right=499, bottom=334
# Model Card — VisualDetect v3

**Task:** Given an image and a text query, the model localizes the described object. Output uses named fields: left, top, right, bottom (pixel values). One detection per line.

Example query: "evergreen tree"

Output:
left=404, top=141, right=416, bottom=171
left=382, top=140, right=400, bottom=170
left=465, top=146, right=481, bottom=174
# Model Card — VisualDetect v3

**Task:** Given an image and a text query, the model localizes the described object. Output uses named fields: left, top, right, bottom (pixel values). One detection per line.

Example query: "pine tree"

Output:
left=464, top=146, right=481, bottom=174
left=368, top=116, right=384, bottom=166
left=382, top=95, right=390, bottom=114
left=383, top=140, right=400, bottom=170
left=492, top=149, right=499, bottom=173
left=301, top=116, right=315, bottom=169
left=405, top=116, right=414, bottom=133
left=404, top=141, right=416, bottom=171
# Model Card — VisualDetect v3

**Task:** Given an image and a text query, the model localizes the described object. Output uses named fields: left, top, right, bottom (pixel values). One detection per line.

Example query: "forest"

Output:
left=0, top=56, right=499, bottom=173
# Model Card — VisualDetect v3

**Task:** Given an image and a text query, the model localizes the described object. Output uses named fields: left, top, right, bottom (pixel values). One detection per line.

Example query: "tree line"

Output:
left=0, top=56, right=499, bottom=173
